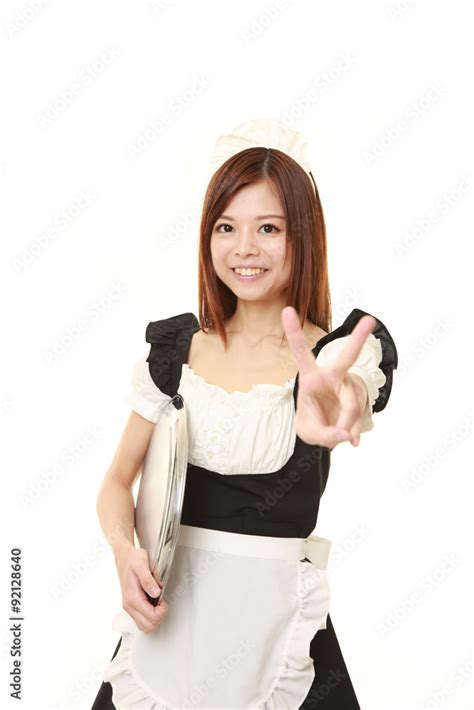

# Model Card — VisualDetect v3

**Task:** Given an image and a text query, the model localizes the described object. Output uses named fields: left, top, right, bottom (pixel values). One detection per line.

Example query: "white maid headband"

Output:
left=208, top=118, right=317, bottom=194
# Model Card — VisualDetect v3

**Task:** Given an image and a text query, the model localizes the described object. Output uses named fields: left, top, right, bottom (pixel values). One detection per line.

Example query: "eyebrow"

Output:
left=219, top=214, right=286, bottom=221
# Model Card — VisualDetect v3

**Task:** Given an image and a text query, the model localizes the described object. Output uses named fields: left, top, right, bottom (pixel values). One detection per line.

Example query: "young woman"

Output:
left=91, top=119, right=398, bottom=709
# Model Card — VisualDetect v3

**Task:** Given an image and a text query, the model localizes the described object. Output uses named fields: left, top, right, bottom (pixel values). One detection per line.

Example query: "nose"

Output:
left=234, top=225, right=259, bottom=256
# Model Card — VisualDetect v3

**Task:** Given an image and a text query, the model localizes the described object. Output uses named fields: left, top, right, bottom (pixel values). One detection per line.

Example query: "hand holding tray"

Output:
left=134, top=394, right=188, bottom=606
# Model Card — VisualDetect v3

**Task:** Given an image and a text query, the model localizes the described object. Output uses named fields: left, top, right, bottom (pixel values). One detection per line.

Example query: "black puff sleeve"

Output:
left=314, top=308, right=398, bottom=414
left=145, top=312, right=200, bottom=398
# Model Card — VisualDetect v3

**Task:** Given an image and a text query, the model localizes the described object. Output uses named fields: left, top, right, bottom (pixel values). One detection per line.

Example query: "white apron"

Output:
left=103, top=524, right=331, bottom=709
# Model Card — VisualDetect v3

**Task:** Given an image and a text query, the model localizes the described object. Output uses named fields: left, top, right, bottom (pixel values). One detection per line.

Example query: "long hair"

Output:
left=197, top=147, right=332, bottom=350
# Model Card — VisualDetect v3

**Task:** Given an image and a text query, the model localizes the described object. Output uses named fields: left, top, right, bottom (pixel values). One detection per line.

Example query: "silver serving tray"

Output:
left=134, top=394, right=188, bottom=605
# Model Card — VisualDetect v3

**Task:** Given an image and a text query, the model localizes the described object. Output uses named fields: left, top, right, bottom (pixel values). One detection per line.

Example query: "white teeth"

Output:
left=234, top=267, right=266, bottom=276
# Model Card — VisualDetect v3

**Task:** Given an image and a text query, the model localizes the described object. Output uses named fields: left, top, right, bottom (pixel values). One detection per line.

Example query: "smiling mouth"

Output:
left=230, top=267, right=269, bottom=281
left=231, top=268, right=269, bottom=273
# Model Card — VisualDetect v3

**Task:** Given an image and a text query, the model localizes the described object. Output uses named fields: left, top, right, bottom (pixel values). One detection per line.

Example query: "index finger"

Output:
left=329, top=315, right=377, bottom=378
left=281, top=306, right=319, bottom=376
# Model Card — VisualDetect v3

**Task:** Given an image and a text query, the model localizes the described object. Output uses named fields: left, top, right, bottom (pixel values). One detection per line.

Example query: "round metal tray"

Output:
left=134, top=394, right=188, bottom=605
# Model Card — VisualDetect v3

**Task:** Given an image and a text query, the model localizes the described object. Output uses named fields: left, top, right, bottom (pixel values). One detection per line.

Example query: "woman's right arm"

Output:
left=96, top=410, right=169, bottom=633
left=96, top=410, right=154, bottom=559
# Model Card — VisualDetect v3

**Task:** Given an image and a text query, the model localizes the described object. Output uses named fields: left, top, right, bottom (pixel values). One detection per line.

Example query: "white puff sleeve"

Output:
left=316, top=333, right=387, bottom=433
left=127, top=355, right=172, bottom=423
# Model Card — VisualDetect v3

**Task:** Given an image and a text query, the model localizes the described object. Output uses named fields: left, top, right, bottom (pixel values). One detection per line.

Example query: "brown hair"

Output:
left=197, top=147, right=332, bottom=349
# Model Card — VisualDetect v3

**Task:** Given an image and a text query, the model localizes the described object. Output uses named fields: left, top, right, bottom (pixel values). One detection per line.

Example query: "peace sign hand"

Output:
left=281, top=306, right=377, bottom=450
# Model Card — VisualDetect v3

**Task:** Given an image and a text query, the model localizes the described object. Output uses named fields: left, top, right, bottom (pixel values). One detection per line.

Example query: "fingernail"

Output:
left=150, top=586, right=160, bottom=596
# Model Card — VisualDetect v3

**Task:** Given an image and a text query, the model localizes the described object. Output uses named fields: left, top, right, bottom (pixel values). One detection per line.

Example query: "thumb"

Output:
left=137, top=562, right=162, bottom=597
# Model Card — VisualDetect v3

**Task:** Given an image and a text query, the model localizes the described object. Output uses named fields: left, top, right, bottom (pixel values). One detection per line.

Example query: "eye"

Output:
left=215, top=223, right=234, bottom=233
left=214, top=223, right=281, bottom=234
left=259, top=223, right=280, bottom=234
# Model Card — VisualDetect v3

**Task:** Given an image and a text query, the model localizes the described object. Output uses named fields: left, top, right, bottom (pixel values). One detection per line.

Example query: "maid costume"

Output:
left=92, top=307, right=398, bottom=709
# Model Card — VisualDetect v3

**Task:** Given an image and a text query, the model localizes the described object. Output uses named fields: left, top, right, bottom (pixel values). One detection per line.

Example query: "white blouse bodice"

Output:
left=127, top=333, right=386, bottom=475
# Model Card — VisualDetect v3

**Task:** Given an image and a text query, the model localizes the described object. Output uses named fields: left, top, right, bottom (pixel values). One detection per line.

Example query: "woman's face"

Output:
left=210, top=179, right=292, bottom=302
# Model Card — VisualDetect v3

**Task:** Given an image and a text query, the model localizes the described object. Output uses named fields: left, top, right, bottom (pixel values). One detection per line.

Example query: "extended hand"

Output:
left=281, top=306, right=376, bottom=450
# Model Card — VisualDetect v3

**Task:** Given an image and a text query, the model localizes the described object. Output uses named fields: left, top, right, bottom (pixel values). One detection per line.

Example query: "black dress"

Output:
left=92, top=308, right=397, bottom=709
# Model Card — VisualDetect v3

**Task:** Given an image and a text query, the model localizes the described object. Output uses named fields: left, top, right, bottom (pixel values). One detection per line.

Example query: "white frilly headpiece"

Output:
left=208, top=118, right=316, bottom=193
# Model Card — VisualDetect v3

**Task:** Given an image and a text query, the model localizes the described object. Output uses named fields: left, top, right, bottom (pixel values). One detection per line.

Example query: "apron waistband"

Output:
left=177, top=524, right=331, bottom=570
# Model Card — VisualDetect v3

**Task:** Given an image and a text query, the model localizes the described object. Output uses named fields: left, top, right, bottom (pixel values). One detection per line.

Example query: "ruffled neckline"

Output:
left=181, top=363, right=296, bottom=402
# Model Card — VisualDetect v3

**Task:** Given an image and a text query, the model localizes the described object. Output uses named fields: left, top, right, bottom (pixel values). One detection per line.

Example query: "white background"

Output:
left=1, top=1, right=472, bottom=708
